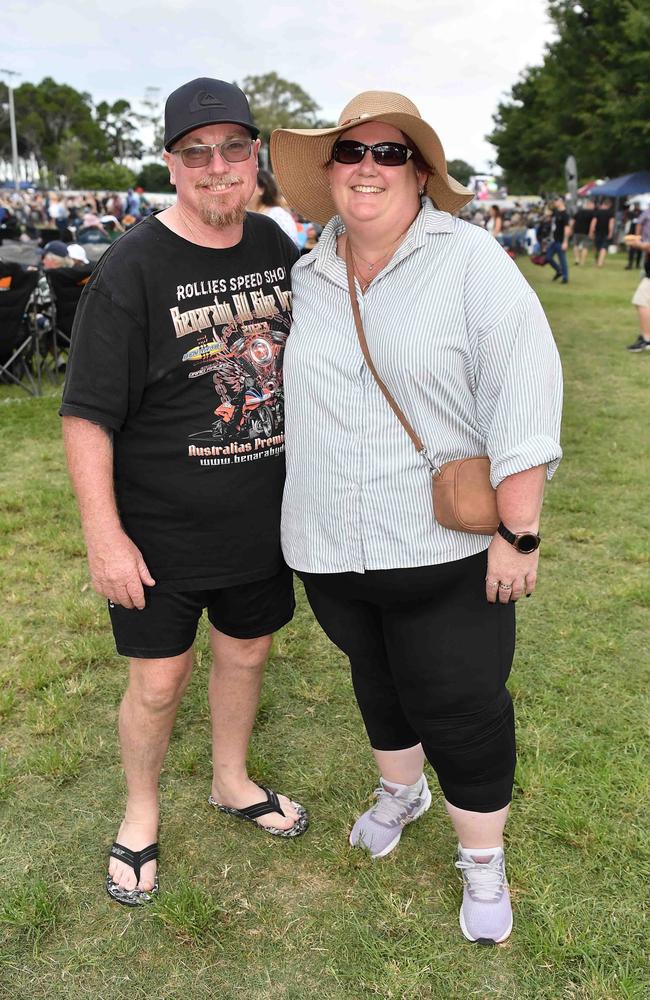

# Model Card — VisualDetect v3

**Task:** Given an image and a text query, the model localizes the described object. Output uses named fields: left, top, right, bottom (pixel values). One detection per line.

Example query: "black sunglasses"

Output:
left=332, top=140, right=414, bottom=167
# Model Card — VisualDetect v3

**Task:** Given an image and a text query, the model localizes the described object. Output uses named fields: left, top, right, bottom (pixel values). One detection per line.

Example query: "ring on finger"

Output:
left=498, top=583, right=513, bottom=591
left=487, top=580, right=499, bottom=589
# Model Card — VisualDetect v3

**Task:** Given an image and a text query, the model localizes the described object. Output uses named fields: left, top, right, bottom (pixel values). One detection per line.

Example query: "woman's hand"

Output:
left=485, top=532, right=539, bottom=603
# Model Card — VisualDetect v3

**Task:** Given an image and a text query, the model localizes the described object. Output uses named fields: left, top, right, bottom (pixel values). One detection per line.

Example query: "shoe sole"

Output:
left=350, top=783, right=432, bottom=859
left=106, top=875, right=159, bottom=907
left=459, top=908, right=512, bottom=945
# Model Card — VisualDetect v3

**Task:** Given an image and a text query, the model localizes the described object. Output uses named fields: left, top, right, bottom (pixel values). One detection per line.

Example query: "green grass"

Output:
left=0, top=253, right=648, bottom=999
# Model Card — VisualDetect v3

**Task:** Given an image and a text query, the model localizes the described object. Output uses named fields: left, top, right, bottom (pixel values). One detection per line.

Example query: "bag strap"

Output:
left=344, top=238, right=438, bottom=472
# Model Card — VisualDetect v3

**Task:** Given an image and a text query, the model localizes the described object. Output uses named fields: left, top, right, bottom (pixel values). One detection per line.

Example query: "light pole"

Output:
left=1, top=68, right=21, bottom=191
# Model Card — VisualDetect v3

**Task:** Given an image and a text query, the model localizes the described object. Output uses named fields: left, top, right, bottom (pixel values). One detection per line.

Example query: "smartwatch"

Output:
left=497, top=521, right=541, bottom=553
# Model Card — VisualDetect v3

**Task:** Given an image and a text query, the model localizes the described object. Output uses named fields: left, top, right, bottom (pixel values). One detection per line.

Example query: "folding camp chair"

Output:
left=0, top=262, right=41, bottom=395
left=45, top=264, right=94, bottom=370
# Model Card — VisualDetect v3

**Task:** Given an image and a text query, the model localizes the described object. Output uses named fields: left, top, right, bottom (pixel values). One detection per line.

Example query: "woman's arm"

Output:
left=485, top=465, right=546, bottom=603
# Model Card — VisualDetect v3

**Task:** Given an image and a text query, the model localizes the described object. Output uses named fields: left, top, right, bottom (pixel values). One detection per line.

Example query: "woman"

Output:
left=248, top=169, right=300, bottom=246
left=486, top=204, right=502, bottom=239
left=271, top=92, right=562, bottom=945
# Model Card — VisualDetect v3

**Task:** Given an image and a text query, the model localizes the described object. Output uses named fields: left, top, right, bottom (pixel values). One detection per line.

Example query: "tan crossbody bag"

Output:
left=345, top=241, right=499, bottom=535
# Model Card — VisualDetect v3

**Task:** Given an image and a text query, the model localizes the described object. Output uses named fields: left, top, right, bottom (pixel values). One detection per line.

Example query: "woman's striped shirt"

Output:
left=281, top=198, right=563, bottom=573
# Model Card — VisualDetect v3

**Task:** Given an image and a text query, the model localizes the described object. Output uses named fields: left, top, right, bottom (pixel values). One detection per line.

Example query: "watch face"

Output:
left=515, top=534, right=539, bottom=553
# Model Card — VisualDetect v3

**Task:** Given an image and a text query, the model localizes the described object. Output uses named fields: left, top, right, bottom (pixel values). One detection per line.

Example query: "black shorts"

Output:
left=108, top=567, right=295, bottom=659
left=595, top=236, right=610, bottom=252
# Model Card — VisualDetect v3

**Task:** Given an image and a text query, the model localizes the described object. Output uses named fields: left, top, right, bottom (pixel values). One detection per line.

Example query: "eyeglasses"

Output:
left=171, top=138, right=253, bottom=168
left=332, top=140, right=414, bottom=167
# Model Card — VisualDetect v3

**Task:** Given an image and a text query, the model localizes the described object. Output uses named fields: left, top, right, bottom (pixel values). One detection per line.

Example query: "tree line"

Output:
left=488, top=0, right=650, bottom=193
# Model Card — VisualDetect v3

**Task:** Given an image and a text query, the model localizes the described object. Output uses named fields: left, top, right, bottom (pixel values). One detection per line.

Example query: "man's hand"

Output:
left=485, top=532, right=539, bottom=604
left=86, top=529, right=155, bottom=609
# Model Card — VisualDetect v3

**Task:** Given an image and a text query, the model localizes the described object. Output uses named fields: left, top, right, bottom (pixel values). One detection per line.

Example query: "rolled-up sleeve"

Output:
left=475, top=290, right=563, bottom=488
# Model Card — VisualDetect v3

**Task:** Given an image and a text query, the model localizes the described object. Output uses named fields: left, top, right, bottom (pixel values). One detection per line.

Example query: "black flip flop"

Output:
left=208, top=785, right=309, bottom=838
left=106, top=841, right=159, bottom=906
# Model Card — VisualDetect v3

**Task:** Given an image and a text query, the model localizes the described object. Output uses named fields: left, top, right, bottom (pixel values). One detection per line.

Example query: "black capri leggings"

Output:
left=299, top=550, right=516, bottom=813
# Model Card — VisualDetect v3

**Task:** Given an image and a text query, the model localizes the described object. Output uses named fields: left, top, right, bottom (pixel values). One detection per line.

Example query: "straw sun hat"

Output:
left=270, top=90, right=473, bottom=226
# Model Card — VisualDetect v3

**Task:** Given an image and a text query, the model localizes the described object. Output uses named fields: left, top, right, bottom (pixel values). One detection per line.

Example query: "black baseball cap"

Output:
left=164, top=78, right=259, bottom=150
left=40, top=240, right=69, bottom=258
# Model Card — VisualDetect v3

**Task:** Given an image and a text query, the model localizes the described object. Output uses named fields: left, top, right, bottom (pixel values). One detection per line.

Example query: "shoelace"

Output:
left=455, top=855, right=506, bottom=902
left=369, top=785, right=421, bottom=827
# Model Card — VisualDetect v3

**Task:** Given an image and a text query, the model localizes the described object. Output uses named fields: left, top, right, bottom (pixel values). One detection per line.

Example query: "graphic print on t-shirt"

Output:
left=169, top=267, right=292, bottom=467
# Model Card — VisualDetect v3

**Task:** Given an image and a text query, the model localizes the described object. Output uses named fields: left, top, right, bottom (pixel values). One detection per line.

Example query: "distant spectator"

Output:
left=124, top=188, right=140, bottom=218
left=48, top=194, right=69, bottom=236
left=67, top=244, right=91, bottom=266
left=105, top=192, right=124, bottom=219
left=637, top=205, right=650, bottom=244
left=248, top=169, right=300, bottom=246
left=76, top=214, right=111, bottom=245
left=545, top=196, right=570, bottom=284
left=625, top=204, right=643, bottom=271
left=100, top=215, right=126, bottom=242
left=589, top=198, right=615, bottom=267
left=570, top=198, right=595, bottom=266
left=40, top=240, right=81, bottom=270
left=486, top=204, right=502, bottom=240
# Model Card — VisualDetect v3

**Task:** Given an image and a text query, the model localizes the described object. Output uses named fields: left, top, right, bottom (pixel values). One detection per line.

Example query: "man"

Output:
left=570, top=197, right=595, bottom=266
left=635, top=204, right=650, bottom=245
left=624, top=203, right=642, bottom=269
left=589, top=197, right=616, bottom=267
left=60, top=78, right=306, bottom=908
left=545, top=195, right=570, bottom=284
left=40, top=240, right=90, bottom=269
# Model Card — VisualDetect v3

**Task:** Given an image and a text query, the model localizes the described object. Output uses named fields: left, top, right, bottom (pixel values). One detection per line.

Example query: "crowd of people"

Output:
left=0, top=186, right=158, bottom=246
left=1, top=173, right=646, bottom=276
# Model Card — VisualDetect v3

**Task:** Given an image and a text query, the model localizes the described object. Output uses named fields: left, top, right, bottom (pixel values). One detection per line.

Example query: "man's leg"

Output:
left=559, top=246, right=569, bottom=281
left=546, top=241, right=561, bottom=276
left=208, top=628, right=299, bottom=829
left=108, top=650, right=194, bottom=891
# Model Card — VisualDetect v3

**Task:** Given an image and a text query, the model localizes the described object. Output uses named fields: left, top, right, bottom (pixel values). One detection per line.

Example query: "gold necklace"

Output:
left=347, top=227, right=410, bottom=289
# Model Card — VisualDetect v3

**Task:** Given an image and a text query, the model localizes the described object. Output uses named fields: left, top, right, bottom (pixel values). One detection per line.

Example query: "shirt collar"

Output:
left=297, top=197, right=455, bottom=287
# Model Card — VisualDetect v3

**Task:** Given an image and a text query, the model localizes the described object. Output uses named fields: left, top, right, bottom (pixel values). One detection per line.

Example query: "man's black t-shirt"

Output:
left=594, top=208, right=614, bottom=239
left=572, top=208, right=594, bottom=236
left=552, top=210, right=569, bottom=243
left=60, top=213, right=299, bottom=591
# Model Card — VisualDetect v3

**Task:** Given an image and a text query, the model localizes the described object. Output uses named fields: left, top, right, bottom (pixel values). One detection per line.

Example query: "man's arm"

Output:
left=588, top=216, right=596, bottom=240
left=562, top=219, right=570, bottom=250
left=486, top=465, right=546, bottom=603
left=608, top=214, right=615, bottom=240
left=62, top=416, right=155, bottom=609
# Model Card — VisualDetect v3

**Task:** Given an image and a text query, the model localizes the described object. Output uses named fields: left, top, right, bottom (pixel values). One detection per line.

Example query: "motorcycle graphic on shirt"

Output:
left=186, top=319, right=288, bottom=446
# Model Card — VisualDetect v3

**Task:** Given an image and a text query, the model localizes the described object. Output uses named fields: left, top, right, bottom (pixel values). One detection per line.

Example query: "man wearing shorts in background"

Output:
left=589, top=197, right=616, bottom=267
left=60, top=78, right=307, bottom=907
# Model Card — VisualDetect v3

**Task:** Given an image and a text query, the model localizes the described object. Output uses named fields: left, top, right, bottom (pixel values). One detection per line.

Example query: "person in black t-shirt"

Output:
left=588, top=197, right=616, bottom=267
left=60, top=79, right=308, bottom=909
left=570, top=198, right=595, bottom=266
left=545, top=195, right=570, bottom=283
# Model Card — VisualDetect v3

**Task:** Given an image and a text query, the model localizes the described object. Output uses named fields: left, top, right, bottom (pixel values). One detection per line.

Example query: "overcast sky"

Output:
left=5, top=0, right=556, bottom=172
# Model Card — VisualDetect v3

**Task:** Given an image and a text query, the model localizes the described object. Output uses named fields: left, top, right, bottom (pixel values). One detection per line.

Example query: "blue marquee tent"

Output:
left=592, top=171, right=650, bottom=197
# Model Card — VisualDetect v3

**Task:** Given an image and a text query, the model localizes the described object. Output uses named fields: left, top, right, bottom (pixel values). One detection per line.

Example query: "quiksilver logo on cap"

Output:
left=189, top=91, right=226, bottom=111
